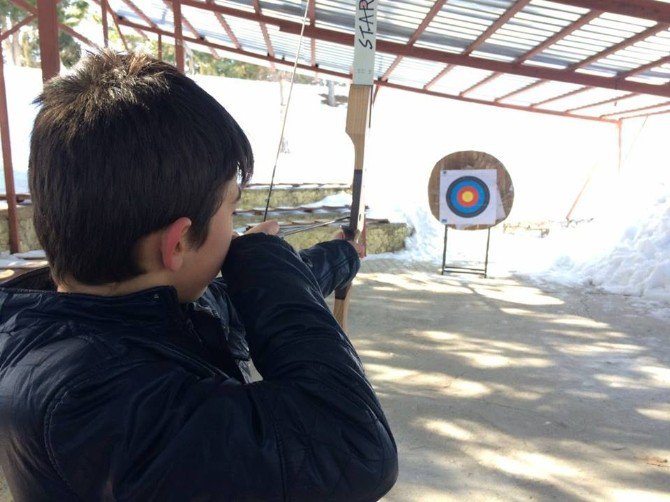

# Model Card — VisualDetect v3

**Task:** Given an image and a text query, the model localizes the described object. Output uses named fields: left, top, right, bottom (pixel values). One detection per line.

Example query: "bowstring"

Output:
left=263, top=0, right=311, bottom=222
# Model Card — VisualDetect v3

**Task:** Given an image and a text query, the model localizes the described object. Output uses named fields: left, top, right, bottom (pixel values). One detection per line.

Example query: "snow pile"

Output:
left=542, top=179, right=670, bottom=301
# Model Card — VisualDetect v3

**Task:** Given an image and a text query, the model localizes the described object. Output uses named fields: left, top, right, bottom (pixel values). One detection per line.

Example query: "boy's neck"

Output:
left=57, top=272, right=171, bottom=298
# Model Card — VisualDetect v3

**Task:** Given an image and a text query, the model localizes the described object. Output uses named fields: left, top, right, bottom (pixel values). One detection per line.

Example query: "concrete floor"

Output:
left=342, top=260, right=670, bottom=501
left=0, top=259, right=668, bottom=500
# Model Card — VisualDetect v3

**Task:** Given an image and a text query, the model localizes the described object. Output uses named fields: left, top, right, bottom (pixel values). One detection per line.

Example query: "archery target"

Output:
left=439, top=169, right=497, bottom=226
left=447, top=176, right=490, bottom=217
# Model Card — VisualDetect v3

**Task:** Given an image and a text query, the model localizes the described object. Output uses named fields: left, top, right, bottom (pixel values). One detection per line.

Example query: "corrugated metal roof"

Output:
left=105, top=0, right=670, bottom=122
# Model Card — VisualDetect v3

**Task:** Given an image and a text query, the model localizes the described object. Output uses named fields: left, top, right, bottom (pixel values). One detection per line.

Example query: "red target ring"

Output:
left=457, top=187, right=479, bottom=207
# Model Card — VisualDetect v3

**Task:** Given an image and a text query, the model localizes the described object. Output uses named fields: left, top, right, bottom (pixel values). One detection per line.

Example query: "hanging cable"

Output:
left=263, top=0, right=311, bottom=222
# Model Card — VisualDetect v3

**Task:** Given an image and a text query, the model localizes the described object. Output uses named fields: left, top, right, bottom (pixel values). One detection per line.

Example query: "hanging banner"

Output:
left=439, top=169, right=498, bottom=226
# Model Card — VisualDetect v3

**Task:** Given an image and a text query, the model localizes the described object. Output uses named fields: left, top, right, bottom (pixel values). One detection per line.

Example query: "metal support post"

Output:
left=172, top=0, right=184, bottom=71
left=37, top=0, right=60, bottom=81
left=0, top=40, right=20, bottom=253
left=101, top=0, right=109, bottom=47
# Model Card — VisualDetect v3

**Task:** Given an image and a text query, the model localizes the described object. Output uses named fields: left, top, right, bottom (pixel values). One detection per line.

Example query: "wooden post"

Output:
left=172, top=0, right=184, bottom=71
left=101, top=0, right=109, bottom=47
left=0, top=39, right=20, bottom=253
left=37, top=0, right=60, bottom=81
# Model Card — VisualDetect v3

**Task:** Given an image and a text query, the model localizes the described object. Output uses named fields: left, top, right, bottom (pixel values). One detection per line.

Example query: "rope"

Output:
left=263, top=0, right=311, bottom=221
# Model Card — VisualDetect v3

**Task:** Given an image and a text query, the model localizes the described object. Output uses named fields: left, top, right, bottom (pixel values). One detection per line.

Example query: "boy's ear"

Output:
left=160, top=217, right=193, bottom=271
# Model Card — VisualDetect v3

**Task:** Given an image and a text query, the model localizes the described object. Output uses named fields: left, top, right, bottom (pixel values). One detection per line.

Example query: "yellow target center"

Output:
left=462, top=191, right=474, bottom=203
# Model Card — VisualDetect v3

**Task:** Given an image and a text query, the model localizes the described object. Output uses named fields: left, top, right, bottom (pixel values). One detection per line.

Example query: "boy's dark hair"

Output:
left=29, top=51, right=253, bottom=285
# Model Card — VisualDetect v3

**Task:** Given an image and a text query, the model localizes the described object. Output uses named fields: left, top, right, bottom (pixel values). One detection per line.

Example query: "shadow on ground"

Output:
left=340, top=259, right=670, bottom=501
left=0, top=260, right=667, bottom=501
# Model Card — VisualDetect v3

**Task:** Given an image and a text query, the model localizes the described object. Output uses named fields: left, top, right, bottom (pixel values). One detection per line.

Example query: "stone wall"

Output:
left=0, top=205, right=40, bottom=253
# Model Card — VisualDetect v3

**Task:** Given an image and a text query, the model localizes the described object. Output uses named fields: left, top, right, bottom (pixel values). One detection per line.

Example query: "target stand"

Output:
left=427, top=151, right=515, bottom=279
left=441, top=226, right=491, bottom=277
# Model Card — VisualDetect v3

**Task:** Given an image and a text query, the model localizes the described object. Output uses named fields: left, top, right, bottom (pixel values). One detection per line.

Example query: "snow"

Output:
left=0, top=64, right=668, bottom=310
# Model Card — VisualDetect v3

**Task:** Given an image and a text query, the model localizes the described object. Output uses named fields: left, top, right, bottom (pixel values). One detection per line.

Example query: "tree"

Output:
left=0, top=0, right=88, bottom=67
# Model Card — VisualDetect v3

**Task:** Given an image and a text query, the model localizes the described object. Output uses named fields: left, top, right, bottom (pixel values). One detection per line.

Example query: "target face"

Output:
left=439, top=169, right=498, bottom=226
left=446, top=176, right=490, bottom=218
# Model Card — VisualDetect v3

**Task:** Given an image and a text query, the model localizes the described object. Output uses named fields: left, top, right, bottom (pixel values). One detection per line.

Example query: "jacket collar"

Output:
left=0, top=266, right=189, bottom=329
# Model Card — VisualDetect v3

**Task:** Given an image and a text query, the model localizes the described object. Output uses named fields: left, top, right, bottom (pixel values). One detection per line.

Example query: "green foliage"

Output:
left=0, top=0, right=88, bottom=67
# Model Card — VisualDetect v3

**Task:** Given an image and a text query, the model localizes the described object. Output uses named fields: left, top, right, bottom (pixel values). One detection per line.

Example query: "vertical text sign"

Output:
left=353, top=0, right=377, bottom=85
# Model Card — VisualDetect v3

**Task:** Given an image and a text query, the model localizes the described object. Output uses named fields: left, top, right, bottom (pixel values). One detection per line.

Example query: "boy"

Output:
left=0, top=51, right=397, bottom=500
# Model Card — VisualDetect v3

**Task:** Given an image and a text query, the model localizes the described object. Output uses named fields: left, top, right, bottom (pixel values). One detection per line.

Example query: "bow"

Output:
left=333, top=0, right=377, bottom=330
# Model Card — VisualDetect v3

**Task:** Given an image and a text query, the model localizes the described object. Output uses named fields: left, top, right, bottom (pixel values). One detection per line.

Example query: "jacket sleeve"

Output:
left=46, top=234, right=397, bottom=502
left=298, top=239, right=360, bottom=297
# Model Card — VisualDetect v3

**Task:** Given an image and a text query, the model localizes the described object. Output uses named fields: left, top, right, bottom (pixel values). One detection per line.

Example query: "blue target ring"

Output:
left=446, top=176, right=490, bottom=218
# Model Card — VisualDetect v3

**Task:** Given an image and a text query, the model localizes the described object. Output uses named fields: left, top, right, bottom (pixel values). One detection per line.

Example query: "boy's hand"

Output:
left=332, top=230, right=365, bottom=258
left=245, top=220, right=280, bottom=236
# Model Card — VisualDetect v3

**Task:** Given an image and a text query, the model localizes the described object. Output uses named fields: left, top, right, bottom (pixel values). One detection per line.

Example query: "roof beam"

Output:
left=431, top=0, right=530, bottom=93
left=424, top=65, right=454, bottom=90
left=618, top=53, right=670, bottom=79
left=571, top=22, right=669, bottom=70
left=378, top=0, right=447, bottom=84
left=533, top=86, right=588, bottom=106
left=521, top=10, right=601, bottom=62
left=207, top=0, right=241, bottom=49
left=91, top=0, right=146, bottom=42
left=148, top=0, right=670, bottom=99
left=116, top=18, right=618, bottom=124
left=0, top=14, right=36, bottom=41
left=460, top=72, right=497, bottom=97
left=549, top=0, right=670, bottom=25
left=121, top=0, right=160, bottom=29
left=164, top=0, right=219, bottom=58
left=462, top=0, right=531, bottom=56
left=12, top=0, right=99, bottom=50
left=464, top=9, right=600, bottom=99
left=601, top=99, right=670, bottom=118
left=252, top=0, right=276, bottom=70
left=495, top=80, right=544, bottom=102
left=499, top=13, right=666, bottom=103
left=566, top=92, right=636, bottom=113
left=621, top=107, right=670, bottom=120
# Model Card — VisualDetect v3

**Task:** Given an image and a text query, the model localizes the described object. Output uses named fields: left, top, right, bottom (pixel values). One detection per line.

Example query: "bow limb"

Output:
left=333, top=85, right=372, bottom=330
left=333, top=0, right=377, bottom=330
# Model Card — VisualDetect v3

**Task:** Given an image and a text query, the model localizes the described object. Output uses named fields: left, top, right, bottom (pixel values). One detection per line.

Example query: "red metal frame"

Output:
left=550, top=0, right=670, bottom=24
left=207, top=0, right=241, bottom=50
left=495, top=80, right=542, bottom=103
left=13, top=0, right=99, bottom=49
left=462, top=0, right=531, bottom=57
left=618, top=54, right=670, bottom=79
left=569, top=23, right=670, bottom=71
left=0, top=41, right=19, bottom=253
left=252, top=0, right=276, bottom=71
left=36, top=0, right=59, bottom=81
left=172, top=0, right=185, bottom=71
left=169, top=0, right=670, bottom=101
left=308, top=0, right=315, bottom=67
left=533, top=87, right=588, bottom=107
left=164, top=0, right=219, bottom=58
left=101, top=0, right=110, bottom=47
left=0, top=14, right=36, bottom=41
left=116, top=18, right=618, bottom=124
left=566, top=93, right=637, bottom=114
left=600, top=99, right=670, bottom=118
left=378, top=0, right=447, bottom=83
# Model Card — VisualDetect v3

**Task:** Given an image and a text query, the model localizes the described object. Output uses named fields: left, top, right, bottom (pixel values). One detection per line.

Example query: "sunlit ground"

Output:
left=337, top=259, right=670, bottom=501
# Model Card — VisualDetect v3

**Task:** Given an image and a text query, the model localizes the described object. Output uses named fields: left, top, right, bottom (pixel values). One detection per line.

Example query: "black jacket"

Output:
left=0, top=235, right=397, bottom=501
